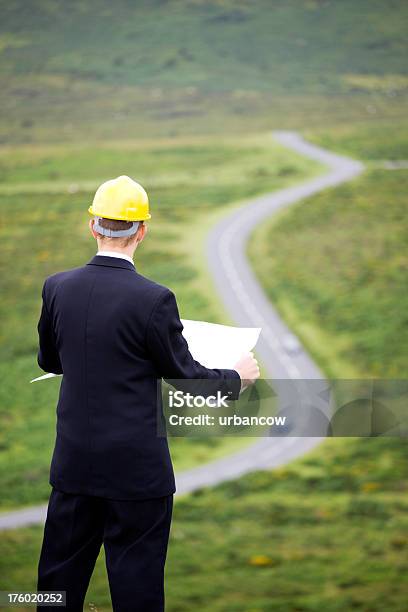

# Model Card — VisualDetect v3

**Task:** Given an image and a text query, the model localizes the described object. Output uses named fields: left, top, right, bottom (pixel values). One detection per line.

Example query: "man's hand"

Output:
left=233, top=351, right=260, bottom=393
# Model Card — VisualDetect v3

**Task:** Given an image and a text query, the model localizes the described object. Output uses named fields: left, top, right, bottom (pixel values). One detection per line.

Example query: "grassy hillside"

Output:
left=0, top=0, right=407, bottom=143
left=249, top=127, right=408, bottom=378
left=1, top=437, right=407, bottom=611
left=2, top=0, right=406, bottom=91
left=307, top=119, right=408, bottom=161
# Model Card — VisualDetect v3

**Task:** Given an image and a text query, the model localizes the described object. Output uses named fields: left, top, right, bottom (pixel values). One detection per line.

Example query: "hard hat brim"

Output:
left=88, top=205, right=151, bottom=221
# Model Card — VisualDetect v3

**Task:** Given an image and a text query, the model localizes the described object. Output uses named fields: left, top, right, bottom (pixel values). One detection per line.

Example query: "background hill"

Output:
left=2, top=0, right=407, bottom=91
left=0, top=0, right=407, bottom=142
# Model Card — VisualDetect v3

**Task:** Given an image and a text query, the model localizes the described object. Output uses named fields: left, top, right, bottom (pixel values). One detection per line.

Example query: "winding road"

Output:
left=0, top=132, right=364, bottom=531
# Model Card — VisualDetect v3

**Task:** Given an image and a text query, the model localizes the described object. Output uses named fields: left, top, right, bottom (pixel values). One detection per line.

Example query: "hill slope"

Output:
left=1, top=0, right=407, bottom=92
left=0, top=0, right=407, bottom=143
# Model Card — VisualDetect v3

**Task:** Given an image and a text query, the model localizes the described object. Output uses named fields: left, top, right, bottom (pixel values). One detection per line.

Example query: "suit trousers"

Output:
left=37, top=488, right=173, bottom=612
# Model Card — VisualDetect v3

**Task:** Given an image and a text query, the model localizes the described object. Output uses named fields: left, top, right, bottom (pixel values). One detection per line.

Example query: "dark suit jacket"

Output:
left=37, top=255, right=241, bottom=499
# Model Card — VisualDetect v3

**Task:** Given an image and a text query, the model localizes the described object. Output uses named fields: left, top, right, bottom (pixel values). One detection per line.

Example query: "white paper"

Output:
left=30, top=320, right=261, bottom=382
left=30, top=372, right=59, bottom=383
left=180, top=319, right=261, bottom=369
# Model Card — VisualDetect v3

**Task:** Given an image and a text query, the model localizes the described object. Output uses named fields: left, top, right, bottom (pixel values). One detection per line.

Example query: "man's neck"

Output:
left=96, top=250, right=134, bottom=265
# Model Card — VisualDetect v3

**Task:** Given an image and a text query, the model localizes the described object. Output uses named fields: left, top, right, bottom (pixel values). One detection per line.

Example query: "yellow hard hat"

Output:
left=89, top=175, right=151, bottom=221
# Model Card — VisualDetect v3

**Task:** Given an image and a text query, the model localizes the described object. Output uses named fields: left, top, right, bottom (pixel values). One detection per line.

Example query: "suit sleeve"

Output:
left=146, top=290, right=242, bottom=400
left=37, top=280, right=63, bottom=374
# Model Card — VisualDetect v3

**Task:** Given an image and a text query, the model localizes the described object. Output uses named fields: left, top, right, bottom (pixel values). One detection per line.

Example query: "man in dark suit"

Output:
left=36, top=176, right=260, bottom=611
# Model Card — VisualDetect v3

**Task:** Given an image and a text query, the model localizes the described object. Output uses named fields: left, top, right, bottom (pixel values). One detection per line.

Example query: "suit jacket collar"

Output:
left=87, top=255, right=136, bottom=272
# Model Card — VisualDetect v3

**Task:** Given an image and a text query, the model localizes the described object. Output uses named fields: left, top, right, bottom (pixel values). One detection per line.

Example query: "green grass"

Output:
left=307, top=118, right=408, bottom=161
left=1, top=437, right=407, bottom=611
left=248, top=167, right=408, bottom=378
left=0, top=137, right=297, bottom=184
left=1, top=1, right=406, bottom=92
left=0, top=0, right=407, bottom=144
left=0, top=135, right=322, bottom=510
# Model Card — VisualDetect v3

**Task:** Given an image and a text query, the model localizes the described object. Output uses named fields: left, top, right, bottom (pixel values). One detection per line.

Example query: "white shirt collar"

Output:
left=96, top=251, right=134, bottom=265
